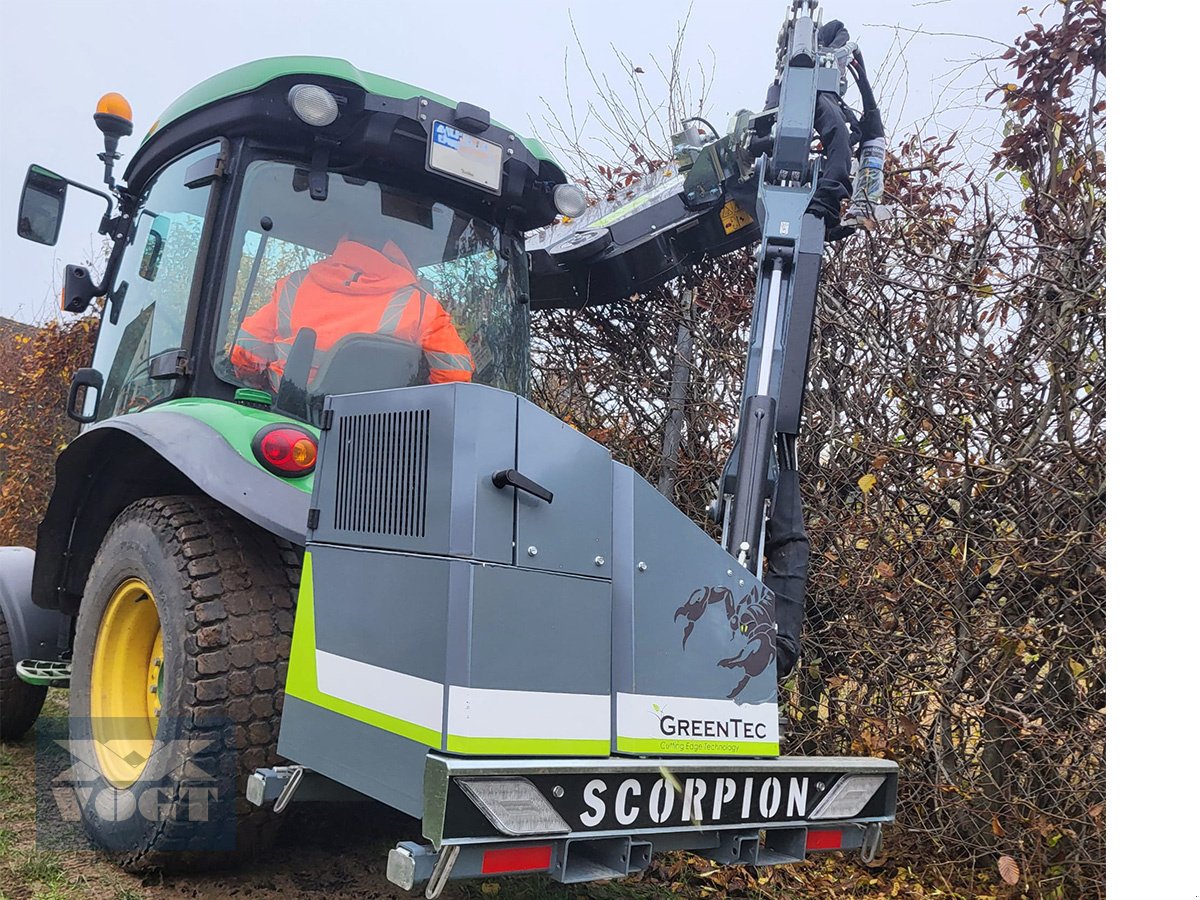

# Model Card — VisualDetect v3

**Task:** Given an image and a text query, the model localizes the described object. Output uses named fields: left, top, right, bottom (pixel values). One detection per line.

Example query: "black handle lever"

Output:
left=66, top=367, right=103, bottom=423
left=492, top=469, right=554, bottom=504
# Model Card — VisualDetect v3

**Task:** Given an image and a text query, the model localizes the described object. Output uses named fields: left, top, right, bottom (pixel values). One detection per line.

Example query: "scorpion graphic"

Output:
left=674, top=584, right=776, bottom=700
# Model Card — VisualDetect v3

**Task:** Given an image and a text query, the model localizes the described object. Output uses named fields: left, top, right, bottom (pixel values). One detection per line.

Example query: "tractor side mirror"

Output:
left=62, top=264, right=101, bottom=314
left=17, top=166, right=68, bottom=246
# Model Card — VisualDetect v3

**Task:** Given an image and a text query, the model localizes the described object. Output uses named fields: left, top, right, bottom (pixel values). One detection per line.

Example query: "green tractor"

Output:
left=3, top=8, right=898, bottom=891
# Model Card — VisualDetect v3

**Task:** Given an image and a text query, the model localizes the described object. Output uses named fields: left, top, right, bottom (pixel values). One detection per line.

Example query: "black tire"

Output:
left=68, top=495, right=299, bottom=871
left=0, top=606, right=48, bottom=740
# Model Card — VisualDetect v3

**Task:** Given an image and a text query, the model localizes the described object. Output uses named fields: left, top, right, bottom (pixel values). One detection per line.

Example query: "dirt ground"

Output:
left=2, top=692, right=975, bottom=900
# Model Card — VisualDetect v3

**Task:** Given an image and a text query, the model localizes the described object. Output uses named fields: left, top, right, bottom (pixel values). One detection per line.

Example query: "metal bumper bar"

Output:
left=388, top=820, right=886, bottom=895
left=422, top=753, right=898, bottom=848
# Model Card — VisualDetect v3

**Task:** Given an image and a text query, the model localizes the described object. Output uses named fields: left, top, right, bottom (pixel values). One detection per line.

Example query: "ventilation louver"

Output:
left=333, top=409, right=431, bottom=537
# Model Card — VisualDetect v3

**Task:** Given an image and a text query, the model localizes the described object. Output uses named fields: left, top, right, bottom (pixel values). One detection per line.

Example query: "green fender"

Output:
left=31, top=399, right=315, bottom=612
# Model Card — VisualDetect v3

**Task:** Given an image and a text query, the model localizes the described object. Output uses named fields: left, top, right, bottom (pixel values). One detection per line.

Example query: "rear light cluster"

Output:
left=252, top=424, right=318, bottom=477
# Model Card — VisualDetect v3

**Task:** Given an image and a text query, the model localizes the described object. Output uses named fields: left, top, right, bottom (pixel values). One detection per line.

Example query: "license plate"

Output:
left=442, top=770, right=855, bottom=838
left=428, top=121, right=503, bottom=194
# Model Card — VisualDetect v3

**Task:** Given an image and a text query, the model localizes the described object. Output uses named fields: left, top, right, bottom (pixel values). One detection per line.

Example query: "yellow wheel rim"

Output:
left=90, top=578, right=164, bottom=787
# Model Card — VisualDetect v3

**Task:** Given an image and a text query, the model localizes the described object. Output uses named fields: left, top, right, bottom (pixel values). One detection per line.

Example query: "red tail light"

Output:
left=252, top=425, right=318, bottom=477
left=806, top=829, right=843, bottom=851
left=480, top=845, right=553, bottom=874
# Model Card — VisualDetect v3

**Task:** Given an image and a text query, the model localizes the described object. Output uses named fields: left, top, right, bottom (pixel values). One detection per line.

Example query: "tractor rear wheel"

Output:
left=0, top=606, right=48, bottom=740
left=68, top=495, right=299, bottom=870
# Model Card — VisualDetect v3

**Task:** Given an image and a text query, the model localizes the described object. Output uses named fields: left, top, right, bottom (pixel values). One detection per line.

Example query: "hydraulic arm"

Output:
left=528, top=0, right=886, bottom=669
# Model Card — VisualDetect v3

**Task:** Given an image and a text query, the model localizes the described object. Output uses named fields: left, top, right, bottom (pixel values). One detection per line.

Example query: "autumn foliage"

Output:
left=0, top=315, right=97, bottom=548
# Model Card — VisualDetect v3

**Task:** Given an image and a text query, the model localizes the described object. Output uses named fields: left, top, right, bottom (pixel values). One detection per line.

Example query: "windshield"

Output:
left=214, top=160, right=529, bottom=423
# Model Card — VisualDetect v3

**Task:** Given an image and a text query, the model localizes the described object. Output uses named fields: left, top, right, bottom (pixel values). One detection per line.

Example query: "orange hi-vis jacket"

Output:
left=230, top=239, right=474, bottom=391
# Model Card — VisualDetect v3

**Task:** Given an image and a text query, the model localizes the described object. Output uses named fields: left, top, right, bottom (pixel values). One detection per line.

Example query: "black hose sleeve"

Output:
left=842, top=99, right=863, bottom=148
left=858, top=107, right=885, bottom=145
left=850, top=51, right=885, bottom=145
left=851, top=49, right=877, bottom=110
left=808, top=92, right=853, bottom=228
left=765, top=469, right=810, bottom=677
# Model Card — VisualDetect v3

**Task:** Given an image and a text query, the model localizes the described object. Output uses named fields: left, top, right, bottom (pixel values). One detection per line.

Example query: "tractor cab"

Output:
left=19, top=58, right=578, bottom=429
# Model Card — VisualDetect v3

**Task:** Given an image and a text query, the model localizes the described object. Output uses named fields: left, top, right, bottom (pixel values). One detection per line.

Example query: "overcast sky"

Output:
left=0, top=0, right=1024, bottom=323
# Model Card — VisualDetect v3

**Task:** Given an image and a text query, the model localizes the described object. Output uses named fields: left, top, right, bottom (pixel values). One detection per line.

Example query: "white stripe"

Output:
left=616, top=692, right=779, bottom=744
left=315, top=649, right=444, bottom=733
left=447, top=686, right=610, bottom=742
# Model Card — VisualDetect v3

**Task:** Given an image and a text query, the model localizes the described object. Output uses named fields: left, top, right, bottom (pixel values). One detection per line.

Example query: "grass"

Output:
left=0, top=745, right=24, bottom=807
left=14, top=849, right=64, bottom=883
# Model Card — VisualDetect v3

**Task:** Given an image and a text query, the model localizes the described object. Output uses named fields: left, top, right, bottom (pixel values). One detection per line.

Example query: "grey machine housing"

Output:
left=278, top=382, right=785, bottom=809
left=269, top=382, right=898, bottom=886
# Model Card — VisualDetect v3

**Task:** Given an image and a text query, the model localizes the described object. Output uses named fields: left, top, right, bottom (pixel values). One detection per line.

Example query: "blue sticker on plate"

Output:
left=433, top=121, right=462, bottom=149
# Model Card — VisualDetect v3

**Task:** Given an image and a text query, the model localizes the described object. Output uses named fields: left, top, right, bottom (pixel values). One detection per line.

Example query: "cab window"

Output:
left=212, top=160, right=529, bottom=425
left=89, top=144, right=218, bottom=421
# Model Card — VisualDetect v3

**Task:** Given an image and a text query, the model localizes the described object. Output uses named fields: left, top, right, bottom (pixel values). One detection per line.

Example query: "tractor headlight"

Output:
left=553, top=184, right=587, bottom=218
left=288, top=84, right=339, bottom=127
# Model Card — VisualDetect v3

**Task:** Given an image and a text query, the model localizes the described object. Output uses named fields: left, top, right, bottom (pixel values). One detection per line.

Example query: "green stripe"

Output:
left=285, top=553, right=443, bottom=749
left=446, top=735, right=610, bottom=756
left=289, top=553, right=642, bottom=760
left=616, top=737, right=780, bottom=757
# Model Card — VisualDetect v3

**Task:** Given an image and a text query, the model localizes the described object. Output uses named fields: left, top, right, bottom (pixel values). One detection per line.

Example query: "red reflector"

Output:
left=480, top=845, right=553, bottom=874
left=806, top=829, right=843, bottom=851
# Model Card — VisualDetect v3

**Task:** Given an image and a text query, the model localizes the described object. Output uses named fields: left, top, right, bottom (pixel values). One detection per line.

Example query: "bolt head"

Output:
left=637, top=562, right=648, bottom=572
left=594, top=556, right=605, bottom=567
left=552, top=785, right=564, bottom=798
left=527, top=546, right=538, bottom=557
